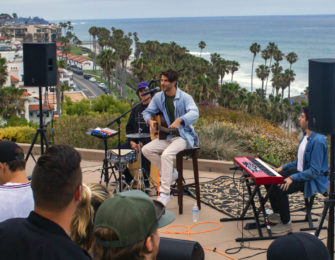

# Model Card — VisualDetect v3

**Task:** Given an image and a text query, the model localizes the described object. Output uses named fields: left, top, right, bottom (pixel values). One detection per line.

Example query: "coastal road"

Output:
left=73, top=74, right=104, bottom=98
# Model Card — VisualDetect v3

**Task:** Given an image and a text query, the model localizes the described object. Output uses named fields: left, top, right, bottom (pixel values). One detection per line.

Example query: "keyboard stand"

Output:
left=220, top=168, right=279, bottom=242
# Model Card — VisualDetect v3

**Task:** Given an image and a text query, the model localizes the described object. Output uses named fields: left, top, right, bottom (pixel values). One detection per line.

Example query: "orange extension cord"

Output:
left=155, top=169, right=238, bottom=260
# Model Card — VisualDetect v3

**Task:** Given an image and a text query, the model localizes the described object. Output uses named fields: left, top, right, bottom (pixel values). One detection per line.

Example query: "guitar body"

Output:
left=151, top=113, right=179, bottom=140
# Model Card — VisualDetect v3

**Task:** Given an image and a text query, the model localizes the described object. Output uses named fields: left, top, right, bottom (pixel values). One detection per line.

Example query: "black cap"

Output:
left=0, top=141, right=24, bottom=163
left=267, top=232, right=330, bottom=260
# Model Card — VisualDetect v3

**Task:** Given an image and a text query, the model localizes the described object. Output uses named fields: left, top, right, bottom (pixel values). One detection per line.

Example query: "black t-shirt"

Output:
left=164, top=93, right=175, bottom=124
left=126, top=102, right=151, bottom=144
left=0, top=211, right=91, bottom=260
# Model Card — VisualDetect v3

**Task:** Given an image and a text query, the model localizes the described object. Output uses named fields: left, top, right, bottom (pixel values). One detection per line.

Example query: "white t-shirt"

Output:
left=0, top=181, right=34, bottom=222
left=297, top=136, right=308, bottom=172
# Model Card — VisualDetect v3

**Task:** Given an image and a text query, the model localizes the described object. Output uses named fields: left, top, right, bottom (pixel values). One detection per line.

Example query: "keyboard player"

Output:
left=266, top=107, right=329, bottom=234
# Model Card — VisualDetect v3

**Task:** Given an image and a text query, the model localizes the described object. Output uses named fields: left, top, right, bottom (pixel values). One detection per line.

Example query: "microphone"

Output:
left=141, top=87, right=160, bottom=96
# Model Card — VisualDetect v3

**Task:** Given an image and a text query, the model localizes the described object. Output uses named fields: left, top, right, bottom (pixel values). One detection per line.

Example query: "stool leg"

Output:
left=192, top=150, right=201, bottom=210
left=176, top=154, right=183, bottom=214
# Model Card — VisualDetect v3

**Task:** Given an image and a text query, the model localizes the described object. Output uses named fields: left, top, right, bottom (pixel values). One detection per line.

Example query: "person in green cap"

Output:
left=93, top=190, right=175, bottom=260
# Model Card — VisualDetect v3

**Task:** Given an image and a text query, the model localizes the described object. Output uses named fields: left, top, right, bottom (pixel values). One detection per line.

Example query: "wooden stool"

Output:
left=175, top=147, right=201, bottom=214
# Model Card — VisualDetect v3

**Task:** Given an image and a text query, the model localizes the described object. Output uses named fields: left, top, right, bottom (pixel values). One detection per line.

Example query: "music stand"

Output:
left=25, top=86, right=49, bottom=161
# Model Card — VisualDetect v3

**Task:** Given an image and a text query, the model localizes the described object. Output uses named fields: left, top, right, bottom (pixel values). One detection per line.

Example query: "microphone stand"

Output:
left=106, top=95, right=151, bottom=192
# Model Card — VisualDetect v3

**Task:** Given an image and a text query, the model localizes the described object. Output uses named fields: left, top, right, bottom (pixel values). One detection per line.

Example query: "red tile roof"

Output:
left=57, top=50, right=92, bottom=63
left=10, top=75, right=20, bottom=82
left=29, top=103, right=54, bottom=111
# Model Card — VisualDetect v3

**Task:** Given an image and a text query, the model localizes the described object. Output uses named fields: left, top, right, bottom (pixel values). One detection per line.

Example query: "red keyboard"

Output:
left=234, top=157, right=284, bottom=185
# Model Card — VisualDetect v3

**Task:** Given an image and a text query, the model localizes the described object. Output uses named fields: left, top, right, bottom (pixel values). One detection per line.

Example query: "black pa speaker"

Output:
left=23, top=43, right=57, bottom=86
left=308, top=58, right=335, bottom=134
left=157, top=237, right=204, bottom=260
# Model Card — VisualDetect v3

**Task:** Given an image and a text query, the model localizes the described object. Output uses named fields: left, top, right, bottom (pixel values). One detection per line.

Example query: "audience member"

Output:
left=93, top=190, right=175, bottom=260
left=267, top=232, right=330, bottom=260
left=70, top=183, right=110, bottom=254
left=0, top=144, right=91, bottom=259
left=0, top=141, right=34, bottom=222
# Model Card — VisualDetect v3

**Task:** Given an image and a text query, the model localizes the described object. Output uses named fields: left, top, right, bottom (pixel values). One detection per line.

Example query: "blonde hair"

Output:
left=70, top=183, right=110, bottom=253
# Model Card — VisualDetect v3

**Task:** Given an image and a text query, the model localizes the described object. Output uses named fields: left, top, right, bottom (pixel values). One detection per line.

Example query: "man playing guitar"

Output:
left=142, top=69, right=199, bottom=206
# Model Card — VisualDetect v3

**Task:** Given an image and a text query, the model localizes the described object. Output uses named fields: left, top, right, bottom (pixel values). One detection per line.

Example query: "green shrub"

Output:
left=6, top=115, right=28, bottom=127
left=0, top=126, right=36, bottom=143
left=196, top=121, right=250, bottom=160
left=49, top=113, right=129, bottom=149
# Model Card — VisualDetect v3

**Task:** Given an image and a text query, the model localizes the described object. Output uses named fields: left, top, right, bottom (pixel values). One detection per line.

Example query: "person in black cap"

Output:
left=267, top=232, right=330, bottom=260
left=93, top=190, right=175, bottom=260
left=0, top=144, right=91, bottom=259
left=118, top=82, right=152, bottom=187
left=0, top=140, right=34, bottom=222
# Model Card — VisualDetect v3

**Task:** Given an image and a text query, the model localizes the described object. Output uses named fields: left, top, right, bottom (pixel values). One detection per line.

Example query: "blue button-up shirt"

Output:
left=283, top=132, right=329, bottom=198
left=142, top=88, right=199, bottom=148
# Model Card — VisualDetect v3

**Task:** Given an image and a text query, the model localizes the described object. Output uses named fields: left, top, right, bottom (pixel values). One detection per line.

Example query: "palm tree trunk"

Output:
left=288, top=64, right=292, bottom=100
left=265, top=58, right=272, bottom=95
left=251, top=56, right=255, bottom=92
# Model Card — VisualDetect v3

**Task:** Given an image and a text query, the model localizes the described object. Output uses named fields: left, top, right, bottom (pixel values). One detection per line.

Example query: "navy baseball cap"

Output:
left=267, top=232, right=330, bottom=260
left=136, top=81, right=149, bottom=94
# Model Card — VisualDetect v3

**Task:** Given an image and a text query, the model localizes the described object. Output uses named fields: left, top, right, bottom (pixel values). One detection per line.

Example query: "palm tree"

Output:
left=97, top=49, right=117, bottom=91
left=256, top=64, right=270, bottom=98
left=97, top=27, right=111, bottom=50
left=198, top=41, right=206, bottom=57
left=0, top=87, right=25, bottom=119
left=227, top=61, right=239, bottom=82
left=282, top=69, right=296, bottom=98
left=88, top=26, right=98, bottom=71
left=0, top=54, right=7, bottom=88
left=271, top=72, right=283, bottom=96
left=264, top=42, right=278, bottom=95
left=61, top=83, right=71, bottom=103
left=271, top=62, right=283, bottom=95
left=286, top=52, right=298, bottom=99
left=217, top=59, right=229, bottom=86
left=249, top=42, right=261, bottom=92
left=210, top=53, right=221, bottom=68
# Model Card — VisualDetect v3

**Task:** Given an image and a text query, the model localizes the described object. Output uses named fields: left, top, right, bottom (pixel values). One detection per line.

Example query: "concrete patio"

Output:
left=23, top=144, right=329, bottom=260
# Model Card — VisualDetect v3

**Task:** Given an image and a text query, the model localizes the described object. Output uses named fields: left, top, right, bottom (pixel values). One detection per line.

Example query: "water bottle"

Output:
left=192, top=204, right=199, bottom=223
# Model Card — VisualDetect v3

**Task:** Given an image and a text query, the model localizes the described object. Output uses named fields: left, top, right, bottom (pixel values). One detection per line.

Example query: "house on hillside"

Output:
left=57, top=50, right=94, bottom=70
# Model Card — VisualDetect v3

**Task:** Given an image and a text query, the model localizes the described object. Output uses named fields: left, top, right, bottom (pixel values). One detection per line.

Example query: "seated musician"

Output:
left=120, top=82, right=152, bottom=187
left=267, top=106, right=329, bottom=234
left=142, top=68, right=199, bottom=206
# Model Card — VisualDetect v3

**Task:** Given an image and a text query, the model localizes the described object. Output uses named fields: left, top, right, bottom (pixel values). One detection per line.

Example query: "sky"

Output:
left=1, top=0, right=335, bottom=20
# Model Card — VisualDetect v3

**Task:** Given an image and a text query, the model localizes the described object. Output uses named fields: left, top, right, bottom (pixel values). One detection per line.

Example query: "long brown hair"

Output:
left=93, top=227, right=151, bottom=260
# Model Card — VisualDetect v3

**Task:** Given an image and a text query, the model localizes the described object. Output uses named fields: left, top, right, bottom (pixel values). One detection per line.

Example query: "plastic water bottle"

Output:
left=192, top=204, right=199, bottom=223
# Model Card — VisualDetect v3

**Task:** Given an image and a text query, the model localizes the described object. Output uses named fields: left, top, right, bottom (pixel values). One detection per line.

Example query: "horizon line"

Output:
left=50, top=13, right=335, bottom=21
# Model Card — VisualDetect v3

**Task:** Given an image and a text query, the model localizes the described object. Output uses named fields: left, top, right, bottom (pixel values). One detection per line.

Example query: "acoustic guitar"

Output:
left=151, top=113, right=179, bottom=140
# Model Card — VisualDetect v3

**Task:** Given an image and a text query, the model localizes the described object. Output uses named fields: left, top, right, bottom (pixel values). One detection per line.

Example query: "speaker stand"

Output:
left=25, top=86, right=49, bottom=162
left=315, top=134, right=335, bottom=259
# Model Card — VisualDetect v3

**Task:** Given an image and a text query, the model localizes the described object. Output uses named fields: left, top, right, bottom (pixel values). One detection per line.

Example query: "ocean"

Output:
left=55, top=15, right=335, bottom=96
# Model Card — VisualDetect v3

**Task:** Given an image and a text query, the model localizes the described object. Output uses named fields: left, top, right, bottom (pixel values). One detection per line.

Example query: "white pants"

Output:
left=142, top=137, right=187, bottom=194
